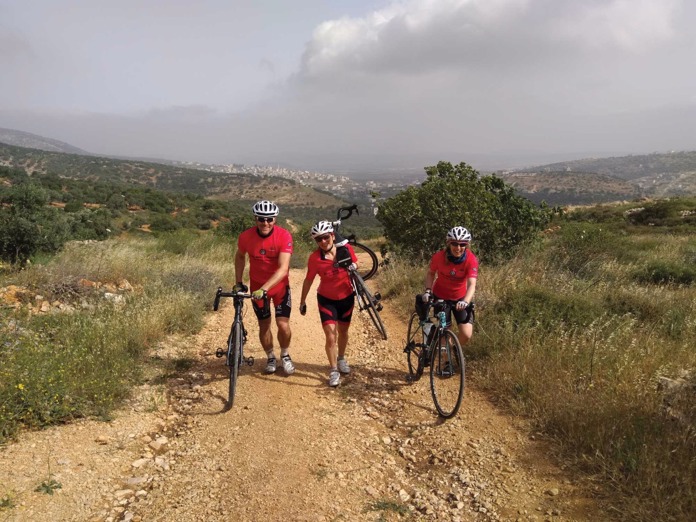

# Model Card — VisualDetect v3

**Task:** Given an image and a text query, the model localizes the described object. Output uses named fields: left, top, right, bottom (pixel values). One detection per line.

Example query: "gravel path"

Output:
left=0, top=269, right=609, bottom=521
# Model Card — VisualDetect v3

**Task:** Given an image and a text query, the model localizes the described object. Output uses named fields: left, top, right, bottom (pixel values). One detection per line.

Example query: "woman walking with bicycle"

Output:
left=299, top=221, right=358, bottom=387
left=421, top=226, right=478, bottom=347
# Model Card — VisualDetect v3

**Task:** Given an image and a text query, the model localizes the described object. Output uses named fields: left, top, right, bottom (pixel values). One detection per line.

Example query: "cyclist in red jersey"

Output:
left=234, top=200, right=295, bottom=375
left=298, top=221, right=358, bottom=387
left=421, top=226, right=478, bottom=347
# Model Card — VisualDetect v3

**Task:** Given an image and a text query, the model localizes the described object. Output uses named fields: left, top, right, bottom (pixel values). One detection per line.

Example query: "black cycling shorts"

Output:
left=253, top=286, right=292, bottom=321
left=317, top=293, right=354, bottom=325
left=431, top=295, right=475, bottom=326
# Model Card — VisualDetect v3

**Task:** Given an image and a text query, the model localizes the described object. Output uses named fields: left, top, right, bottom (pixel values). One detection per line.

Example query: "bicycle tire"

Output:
left=226, top=323, right=242, bottom=409
left=405, top=312, right=426, bottom=381
left=351, top=242, right=378, bottom=281
left=352, top=272, right=387, bottom=340
left=429, top=329, right=465, bottom=418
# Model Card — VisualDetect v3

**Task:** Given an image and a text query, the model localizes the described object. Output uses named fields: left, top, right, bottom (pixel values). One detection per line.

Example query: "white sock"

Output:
left=280, top=348, right=289, bottom=357
left=266, top=350, right=276, bottom=360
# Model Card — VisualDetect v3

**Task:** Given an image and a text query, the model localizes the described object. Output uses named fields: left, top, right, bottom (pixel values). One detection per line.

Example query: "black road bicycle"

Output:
left=346, top=264, right=388, bottom=340
left=213, top=287, right=257, bottom=410
left=403, top=299, right=465, bottom=418
left=332, top=204, right=379, bottom=281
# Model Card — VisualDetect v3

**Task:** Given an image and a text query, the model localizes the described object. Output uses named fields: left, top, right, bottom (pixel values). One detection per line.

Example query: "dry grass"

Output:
left=381, top=224, right=696, bottom=521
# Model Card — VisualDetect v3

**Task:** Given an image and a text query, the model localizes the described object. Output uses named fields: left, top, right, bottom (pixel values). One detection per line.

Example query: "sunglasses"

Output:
left=314, top=234, right=332, bottom=242
left=256, top=217, right=275, bottom=223
left=449, top=242, right=469, bottom=247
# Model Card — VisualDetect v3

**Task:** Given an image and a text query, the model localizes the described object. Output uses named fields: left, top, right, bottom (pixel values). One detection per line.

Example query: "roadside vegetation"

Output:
left=2, top=156, right=694, bottom=520
left=379, top=196, right=696, bottom=521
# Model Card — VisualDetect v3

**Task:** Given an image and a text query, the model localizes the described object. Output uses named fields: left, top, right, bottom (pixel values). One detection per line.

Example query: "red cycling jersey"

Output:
left=430, top=249, right=479, bottom=301
left=237, top=226, right=293, bottom=290
left=305, top=244, right=358, bottom=301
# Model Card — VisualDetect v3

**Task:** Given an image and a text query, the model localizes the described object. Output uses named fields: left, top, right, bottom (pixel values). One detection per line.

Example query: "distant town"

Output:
left=173, top=160, right=418, bottom=200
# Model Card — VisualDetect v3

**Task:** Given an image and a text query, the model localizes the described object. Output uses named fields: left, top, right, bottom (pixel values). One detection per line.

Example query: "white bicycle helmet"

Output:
left=446, top=226, right=472, bottom=242
left=252, top=200, right=279, bottom=217
left=310, top=221, right=334, bottom=238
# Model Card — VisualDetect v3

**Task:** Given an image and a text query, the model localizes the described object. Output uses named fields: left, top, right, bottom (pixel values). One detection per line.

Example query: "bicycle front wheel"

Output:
left=226, top=323, right=243, bottom=409
left=429, top=329, right=465, bottom=418
left=352, top=242, right=378, bottom=281
left=405, top=312, right=425, bottom=381
left=353, top=272, right=387, bottom=340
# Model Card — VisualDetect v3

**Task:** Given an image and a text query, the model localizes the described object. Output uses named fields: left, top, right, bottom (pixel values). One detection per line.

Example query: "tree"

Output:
left=376, top=161, right=551, bottom=263
left=0, top=182, right=70, bottom=264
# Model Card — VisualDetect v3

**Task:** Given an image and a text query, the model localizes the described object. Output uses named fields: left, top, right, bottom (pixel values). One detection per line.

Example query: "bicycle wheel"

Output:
left=429, top=329, right=465, bottom=418
left=226, top=323, right=243, bottom=409
left=352, top=242, right=378, bottom=281
left=404, top=312, right=426, bottom=381
left=352, top=272, right=387, bottom=340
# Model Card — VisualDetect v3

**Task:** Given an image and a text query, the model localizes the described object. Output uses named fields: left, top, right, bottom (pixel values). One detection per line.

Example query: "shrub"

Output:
left=376, top=161, right=552, bottom=263
left=633, top=261, right=696, bottom=286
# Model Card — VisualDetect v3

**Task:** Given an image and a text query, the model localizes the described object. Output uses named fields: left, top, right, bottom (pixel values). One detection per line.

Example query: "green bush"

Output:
left=633, top=261, right=696, bottom=286
left=377, top=161, right=552, bottom=263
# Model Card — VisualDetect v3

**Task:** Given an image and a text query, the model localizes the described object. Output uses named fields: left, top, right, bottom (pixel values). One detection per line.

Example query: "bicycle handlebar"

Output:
left=213, top=287, right=255, bottom=311
left=336, top=204, right=359, bottom=222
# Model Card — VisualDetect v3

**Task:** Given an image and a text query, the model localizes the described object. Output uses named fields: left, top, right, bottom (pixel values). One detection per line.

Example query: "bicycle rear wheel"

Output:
left=405, top=312, right=426, bottom=381
left=352, top=272, right=387, bottom=340
left=226, top=323, right=243, bottom=409
left=429, top=329, right=465, bottom=418
left=352, top=242, right=378, bottom=281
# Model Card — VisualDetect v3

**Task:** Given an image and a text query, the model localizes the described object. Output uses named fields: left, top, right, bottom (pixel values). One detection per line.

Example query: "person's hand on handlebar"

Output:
left=421, top=289, right=432, bottom=303
left=251, top=288, right=266, bottom=300
left=456, top=300, right=469, bottom=311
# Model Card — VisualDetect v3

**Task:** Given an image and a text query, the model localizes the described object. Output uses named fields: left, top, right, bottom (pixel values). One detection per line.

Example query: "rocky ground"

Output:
left=0, top=269, right=610, bottom=521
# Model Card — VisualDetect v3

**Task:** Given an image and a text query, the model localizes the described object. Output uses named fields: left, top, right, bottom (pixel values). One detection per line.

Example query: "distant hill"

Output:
left=0, top=142, right=345, bottom=210
left=499, top=150, right=696, bottom=204
left=0, top=127, right=90, bottom=155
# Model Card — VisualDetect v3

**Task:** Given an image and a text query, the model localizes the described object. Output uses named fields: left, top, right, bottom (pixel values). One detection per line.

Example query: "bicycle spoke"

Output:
left=429, top=329, right=465, bottom=418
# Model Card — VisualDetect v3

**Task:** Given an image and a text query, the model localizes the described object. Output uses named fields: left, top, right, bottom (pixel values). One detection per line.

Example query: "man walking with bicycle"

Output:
left=298, top=221, right=358, bottom=387
left=421, top=226, right=478, bottom=347
left=234, top=200, right=295, bottom=375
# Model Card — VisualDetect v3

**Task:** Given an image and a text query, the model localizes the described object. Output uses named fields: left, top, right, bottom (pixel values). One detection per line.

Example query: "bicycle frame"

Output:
left=347, top=266, right=387, bottom=340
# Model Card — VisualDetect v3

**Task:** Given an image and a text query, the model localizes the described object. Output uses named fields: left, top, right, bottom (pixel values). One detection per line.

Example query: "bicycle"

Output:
left=403, top=299, right=465, bottom=418
left=213, top=287, right=257, bottom=410
left=332, top=204, right=379, bottom=281
left=344, top=262, right=388, bottom=340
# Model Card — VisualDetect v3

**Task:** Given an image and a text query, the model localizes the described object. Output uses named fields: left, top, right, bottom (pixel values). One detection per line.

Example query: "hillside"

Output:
left=505, top=150, right=696, bottom=203
left=498, top=171, right=640, bottom=205
left=0, top=142, right=345, bottom=210
left=0, top=127, right=89, bottom=155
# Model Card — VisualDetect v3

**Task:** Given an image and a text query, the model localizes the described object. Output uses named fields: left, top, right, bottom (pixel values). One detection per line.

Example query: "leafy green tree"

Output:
left=377, top=161, right=552, bottom=263
left=0, top=183, right=70, bottom=264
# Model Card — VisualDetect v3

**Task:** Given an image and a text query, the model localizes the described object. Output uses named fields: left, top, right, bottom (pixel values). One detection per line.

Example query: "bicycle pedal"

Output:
left=215, top=348, right=225, bottom=358
left=245, top=356, right=255, bottom=366
left=376, top=304, right=383, bottom=311
left=373, top=292, right=381, bottom=301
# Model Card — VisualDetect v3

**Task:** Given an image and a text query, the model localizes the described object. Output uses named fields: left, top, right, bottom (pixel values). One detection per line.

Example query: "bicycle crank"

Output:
left=244, top=356, right=255, bottom=366
left=215, top=348, right=225, bottom=358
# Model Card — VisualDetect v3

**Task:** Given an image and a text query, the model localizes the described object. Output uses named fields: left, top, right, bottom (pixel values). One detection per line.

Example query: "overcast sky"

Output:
left=1, top=0, right=695, bottom=172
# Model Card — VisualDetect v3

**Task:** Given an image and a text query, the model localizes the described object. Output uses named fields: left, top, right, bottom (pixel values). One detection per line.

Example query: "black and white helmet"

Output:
left=446, top=226, right=472, bottom=242
left=252, top=200, right=279, bottom=217
left=310, top=221, right=334, bottom=238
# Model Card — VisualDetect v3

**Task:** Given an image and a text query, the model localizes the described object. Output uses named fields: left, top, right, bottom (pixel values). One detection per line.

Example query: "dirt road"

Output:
left=0, top=269, right=608, bottom=521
